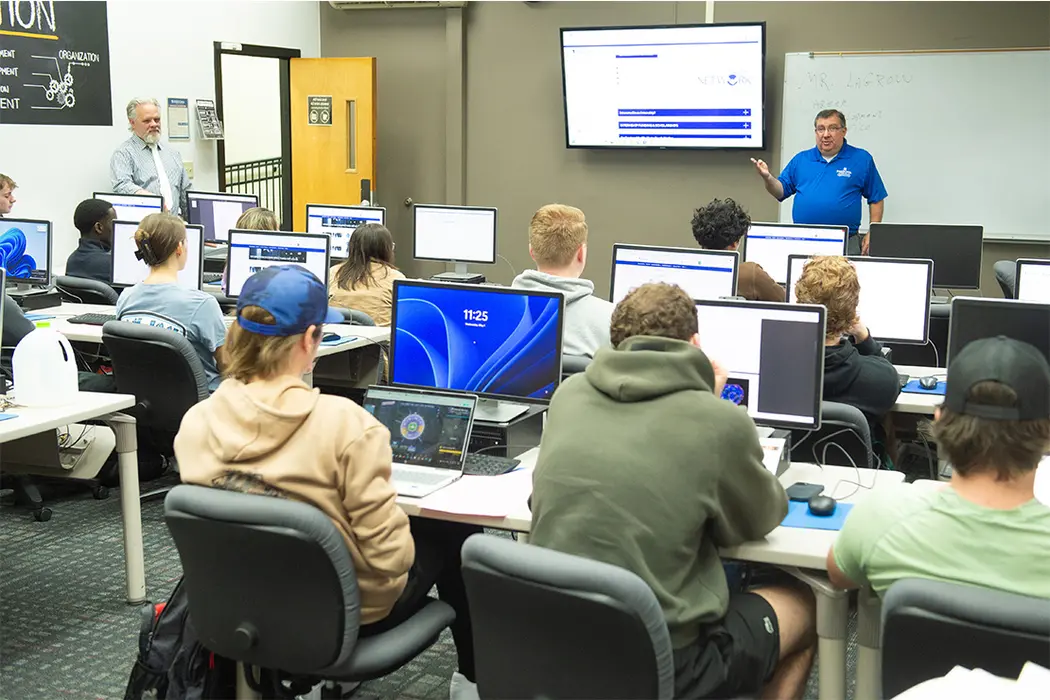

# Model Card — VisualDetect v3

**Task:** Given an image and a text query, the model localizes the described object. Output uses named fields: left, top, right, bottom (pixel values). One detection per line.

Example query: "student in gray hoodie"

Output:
left=531, top=282, right=816, bottom=700
left=511, top=204, right=613, bottom=358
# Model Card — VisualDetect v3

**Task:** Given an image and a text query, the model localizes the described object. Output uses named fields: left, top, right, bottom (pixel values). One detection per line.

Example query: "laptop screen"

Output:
left=363, top=388, right=476, bottom=471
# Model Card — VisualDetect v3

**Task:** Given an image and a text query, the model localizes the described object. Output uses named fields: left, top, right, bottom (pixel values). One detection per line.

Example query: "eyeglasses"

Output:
left=815, top=126, right=844, bottom=134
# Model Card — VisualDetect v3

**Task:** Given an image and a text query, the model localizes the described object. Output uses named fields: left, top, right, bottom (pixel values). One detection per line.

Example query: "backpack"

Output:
left=124, top=578, right=237, bottom=700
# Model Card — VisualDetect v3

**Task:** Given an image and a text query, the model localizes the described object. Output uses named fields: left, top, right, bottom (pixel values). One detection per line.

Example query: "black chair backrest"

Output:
left=338, top=308, right=376, bottom=326
left=561, top=355, right=592, bottom=376
left=882, top=578, right=1050, bottom=697
left=55, top=275, right=118, bottom=305
left=791, top=401, right=873, bottom=469
left=101, top=321, right=209, bottom=432
left=461, top=534, right=674, bottom=700
left=165, top=485, right=361, bottom=675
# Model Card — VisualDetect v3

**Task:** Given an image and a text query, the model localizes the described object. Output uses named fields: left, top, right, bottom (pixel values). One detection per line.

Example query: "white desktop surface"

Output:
left=893, top=364, right=945, bottom=416
left=0, top=391, right=133, bottom=442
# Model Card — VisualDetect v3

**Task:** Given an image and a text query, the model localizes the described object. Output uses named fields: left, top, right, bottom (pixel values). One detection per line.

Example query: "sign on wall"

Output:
left=0, top=1, right=112, bottom=126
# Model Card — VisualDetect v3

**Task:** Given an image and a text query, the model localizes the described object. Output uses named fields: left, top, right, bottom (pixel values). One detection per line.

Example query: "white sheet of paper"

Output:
left=417, top=468, right=532, bottom=518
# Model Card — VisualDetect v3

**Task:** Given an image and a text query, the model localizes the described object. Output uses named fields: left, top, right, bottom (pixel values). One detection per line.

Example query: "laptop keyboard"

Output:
left=392, top=466, right=453, bottom=485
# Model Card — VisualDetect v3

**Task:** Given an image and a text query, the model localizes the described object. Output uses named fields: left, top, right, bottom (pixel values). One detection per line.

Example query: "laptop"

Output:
left=362, top=386, right=477, bottom=497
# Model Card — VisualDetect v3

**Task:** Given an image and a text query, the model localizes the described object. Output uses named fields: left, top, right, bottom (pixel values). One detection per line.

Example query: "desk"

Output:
left=398, top=449, right=904, bottom=700
left=0, top=392, right=146, bottom=604
left=893, top=364, right=944, bottom=416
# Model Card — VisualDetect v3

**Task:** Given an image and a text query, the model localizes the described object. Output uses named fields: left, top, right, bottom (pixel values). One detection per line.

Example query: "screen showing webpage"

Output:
left=696, top=301, right=824, bottom=427
left=226, top=231, right=329, bottom=297
left=611, top=246, right=737, bottom=303
left=787, top=257, right=932, bottom=343
left=111, top=221, right=202, bottom=290
left=0, top=218, right=49, bottom=283
left=562, top=23, right=765, bottom=149
left=414, top=206, right=497, bottom=264
left=94, top=193, right=162, bottom=223
left=744, top=224, right=847, bottom=285
left=1017, top=261, right=1050, bottom=303
left=187, top=192, right=258, bottom=242
left=306, top=205, right=385, bottom=259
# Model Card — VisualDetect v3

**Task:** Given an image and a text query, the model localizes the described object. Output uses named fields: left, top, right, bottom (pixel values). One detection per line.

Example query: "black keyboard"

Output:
left=67, top=313, right=117, bottom=326
left=202, top=272, right=223, bottom=285
left=463, top=453, right=521, bottom=477
left=898, top=374, right=910, bottom=389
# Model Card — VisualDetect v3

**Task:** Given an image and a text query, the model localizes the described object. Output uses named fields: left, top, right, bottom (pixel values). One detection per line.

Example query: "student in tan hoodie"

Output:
left=174, top=264, right=480, bottom=700
left=690, top=198, right=785, bottom=302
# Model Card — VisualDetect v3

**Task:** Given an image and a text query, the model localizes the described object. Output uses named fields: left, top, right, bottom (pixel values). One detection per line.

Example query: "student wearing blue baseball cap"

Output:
left=175, top=264, right=481, bottom=700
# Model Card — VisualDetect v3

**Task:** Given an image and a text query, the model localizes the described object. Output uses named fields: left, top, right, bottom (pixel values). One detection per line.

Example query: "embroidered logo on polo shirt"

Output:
left=837, top=167, right=852, bottom=178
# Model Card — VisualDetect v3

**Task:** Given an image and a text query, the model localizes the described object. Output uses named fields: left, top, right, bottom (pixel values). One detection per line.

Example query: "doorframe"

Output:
left=213, top=42, right=301, bottom=230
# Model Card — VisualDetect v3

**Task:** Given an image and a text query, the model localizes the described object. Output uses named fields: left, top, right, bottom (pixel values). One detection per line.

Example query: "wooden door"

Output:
left=289, top=58, right=376, bottom=232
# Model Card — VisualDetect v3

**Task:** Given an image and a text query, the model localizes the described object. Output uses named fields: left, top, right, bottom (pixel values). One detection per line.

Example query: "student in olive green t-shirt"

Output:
left=828, top=336, right=1050, bottom=599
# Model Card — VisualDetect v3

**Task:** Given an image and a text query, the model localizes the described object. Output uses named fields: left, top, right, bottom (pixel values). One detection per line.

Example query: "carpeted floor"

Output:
left=0, top=476, right=854, bottom=699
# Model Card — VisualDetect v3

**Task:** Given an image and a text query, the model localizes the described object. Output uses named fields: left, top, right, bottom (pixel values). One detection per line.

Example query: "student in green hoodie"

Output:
left=530, top=282, right=816, bottom=700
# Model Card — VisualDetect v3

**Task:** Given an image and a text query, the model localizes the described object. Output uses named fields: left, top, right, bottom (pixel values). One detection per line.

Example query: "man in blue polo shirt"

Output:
left=752, top=109, right=887, bottom=255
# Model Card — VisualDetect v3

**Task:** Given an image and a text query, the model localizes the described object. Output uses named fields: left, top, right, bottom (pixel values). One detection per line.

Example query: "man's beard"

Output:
left=143, top=131, right=160, bottom=146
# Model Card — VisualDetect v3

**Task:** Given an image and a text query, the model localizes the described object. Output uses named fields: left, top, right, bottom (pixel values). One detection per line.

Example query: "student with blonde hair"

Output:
left=115, top=212, right=227, bottom=391
left=221, top=207, right=279, bottom=290
left=328, top=222, right=405, bottom=325
left=511, top=203, right=613, bottom=357
left=174, top=265, right=481, bottom=700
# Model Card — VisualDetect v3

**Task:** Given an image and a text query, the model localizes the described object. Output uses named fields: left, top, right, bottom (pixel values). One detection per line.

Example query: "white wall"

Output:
left=4, top=0, right=319, bottom=273
left=220, top=53, right=283, bottom=165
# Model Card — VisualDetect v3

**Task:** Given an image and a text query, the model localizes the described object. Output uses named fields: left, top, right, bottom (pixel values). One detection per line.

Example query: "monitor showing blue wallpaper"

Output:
left=0, top=219, right=51, bottom=284
left=391, top=281, right=564, bottom=402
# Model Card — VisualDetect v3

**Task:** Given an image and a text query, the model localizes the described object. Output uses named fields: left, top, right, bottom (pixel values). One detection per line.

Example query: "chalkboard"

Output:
left=0, top=1, right=112, bottom=126
left=779, top=50, right=1050, bottom=241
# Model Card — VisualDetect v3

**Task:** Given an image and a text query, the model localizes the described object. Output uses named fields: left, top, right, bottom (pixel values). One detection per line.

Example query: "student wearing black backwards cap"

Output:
left=66, top=198, right=117, bottom=283
left=828, top=336, right=1050, bottom=599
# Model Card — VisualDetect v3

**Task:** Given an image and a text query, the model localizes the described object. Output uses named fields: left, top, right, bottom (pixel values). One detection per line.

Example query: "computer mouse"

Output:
left=919, top=376, right=939, bottom=390
left=807, top=495, right=837, bottom=517
left=322, top=333, right=341, bottom=342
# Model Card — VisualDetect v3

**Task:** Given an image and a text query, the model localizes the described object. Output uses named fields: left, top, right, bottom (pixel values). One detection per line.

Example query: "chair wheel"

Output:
left=93, top=485, right=110, bottom=500
left=33, top=507, right=53, bottom=522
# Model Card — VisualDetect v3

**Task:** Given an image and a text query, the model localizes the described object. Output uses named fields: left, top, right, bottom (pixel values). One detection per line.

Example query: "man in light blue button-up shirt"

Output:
left=110, top=97, right=192, bottom=217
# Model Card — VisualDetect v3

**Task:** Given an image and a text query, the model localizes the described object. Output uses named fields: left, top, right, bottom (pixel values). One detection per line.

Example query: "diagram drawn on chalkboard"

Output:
left=23, top=55, right=90, bottom=110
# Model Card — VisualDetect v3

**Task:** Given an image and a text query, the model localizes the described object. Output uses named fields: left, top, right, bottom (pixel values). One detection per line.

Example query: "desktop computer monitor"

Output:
left=390, top=279, right=564, bottom=422
left=786, top=255, right=934, bottom=344
left=413, top=204, right=497, bottom=271
left=609, top=245, right=739, bottom=304
left=743, top=223, right=848, bottom=285
left=93, top=192, right=163, bottom=223
left=225, top=230, right=331, bottom=298
left=305, top=204, right=386, bottom=260
left=694, top=298, right=826, bottom=430
left=1015, top=259, right=1050, bottom=303
left=110, top=220, right=204, bottom=290
left=947, top=297, right=1050, bottom=366
left=868, top=223, right=983, bottom=290
left=186, top=191, right=259, bottom=242
left=0, top=218, right=51, bottom=287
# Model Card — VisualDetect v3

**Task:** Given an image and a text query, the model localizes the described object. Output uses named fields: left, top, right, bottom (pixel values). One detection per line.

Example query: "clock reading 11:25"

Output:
left=463, top=309, right=489, bottom=323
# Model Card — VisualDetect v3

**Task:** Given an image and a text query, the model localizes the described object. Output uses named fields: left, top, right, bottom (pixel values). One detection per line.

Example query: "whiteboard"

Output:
left=779, top=50, right=1050, bottom=241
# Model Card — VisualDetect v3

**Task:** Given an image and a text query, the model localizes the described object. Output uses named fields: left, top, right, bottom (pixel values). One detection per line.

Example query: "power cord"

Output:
left=803, top=425, right=881, bottom=501
left=497, top=254, right=518, bottom=280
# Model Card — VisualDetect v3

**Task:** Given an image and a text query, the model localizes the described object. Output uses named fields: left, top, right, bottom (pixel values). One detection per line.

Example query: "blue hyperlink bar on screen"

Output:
left=619, top=109, right=752, bottom=117
left=618, top=261, right=733, bottom=272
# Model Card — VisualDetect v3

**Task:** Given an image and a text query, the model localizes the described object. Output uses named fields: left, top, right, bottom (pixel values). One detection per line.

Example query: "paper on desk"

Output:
left=760, top=437, right=784, bottom=475
left=418, top=468, right=532, bottom=518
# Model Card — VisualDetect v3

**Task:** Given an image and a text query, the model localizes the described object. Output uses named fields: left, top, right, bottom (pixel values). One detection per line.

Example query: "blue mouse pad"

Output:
left=0, top=413, right=19, bottom=422
left=781, top=500, right=853, bottom=531
left=901, top=379, right=946, bottom=396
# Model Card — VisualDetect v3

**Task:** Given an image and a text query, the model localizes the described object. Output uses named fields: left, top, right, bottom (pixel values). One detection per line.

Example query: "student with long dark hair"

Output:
left=328, top=223, right=405, bottom=326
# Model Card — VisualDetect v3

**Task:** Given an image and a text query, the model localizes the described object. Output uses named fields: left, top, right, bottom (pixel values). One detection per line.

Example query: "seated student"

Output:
left=328, top=222, right=405, bottom=326
left=115, top=212, right=227, bottom=392
left=0, top=173, right=16, bottom=216
left=530, top=282, right=816, bottom=699
left=220, top=206, right=279, bottom=290
left=828, top=336, right=1050, bottom=599
left=65, top=198, right=117, bottom=283
left=794, top=256, right=899, bottom=422
left=174, top=265, right=481, bottom=699
left=691, top=198, right=784, bottom=302
left=512, top=204, right=613, bottom=358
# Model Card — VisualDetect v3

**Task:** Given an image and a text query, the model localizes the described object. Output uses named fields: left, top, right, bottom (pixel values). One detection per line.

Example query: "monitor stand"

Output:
left=754, top=425, right=776, bottom=439
left=930, top=290, right=951, bottom=304
left=6, top=283, right=47, bottom=297
left=431, top=262, right=485, bottom=285
left=475, top=398, right=529, bottom=424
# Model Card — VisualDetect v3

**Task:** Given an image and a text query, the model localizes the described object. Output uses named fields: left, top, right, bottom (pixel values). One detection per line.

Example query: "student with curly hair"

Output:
left=690, top=198, right=784, bottom=302
left=794, top=256, right=899, bottom=422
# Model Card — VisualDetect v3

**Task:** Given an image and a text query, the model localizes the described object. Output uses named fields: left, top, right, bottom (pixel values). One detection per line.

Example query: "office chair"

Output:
left=461, top=533, right=674, bottom=700
left=791, top=401, right=873, bottom=470
left=165, top=485, right=455, bottom=696
left=337, top=308, right=376, bottom=326
left=993, top=260, right=1016, bottom=299
left=881, top=578, right=1050, bottom=697
left=54, top=275, right=118, bottom=305
left=102, top=322, right=210, bottom=500
left=561, top=354, right=592, bottom=377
